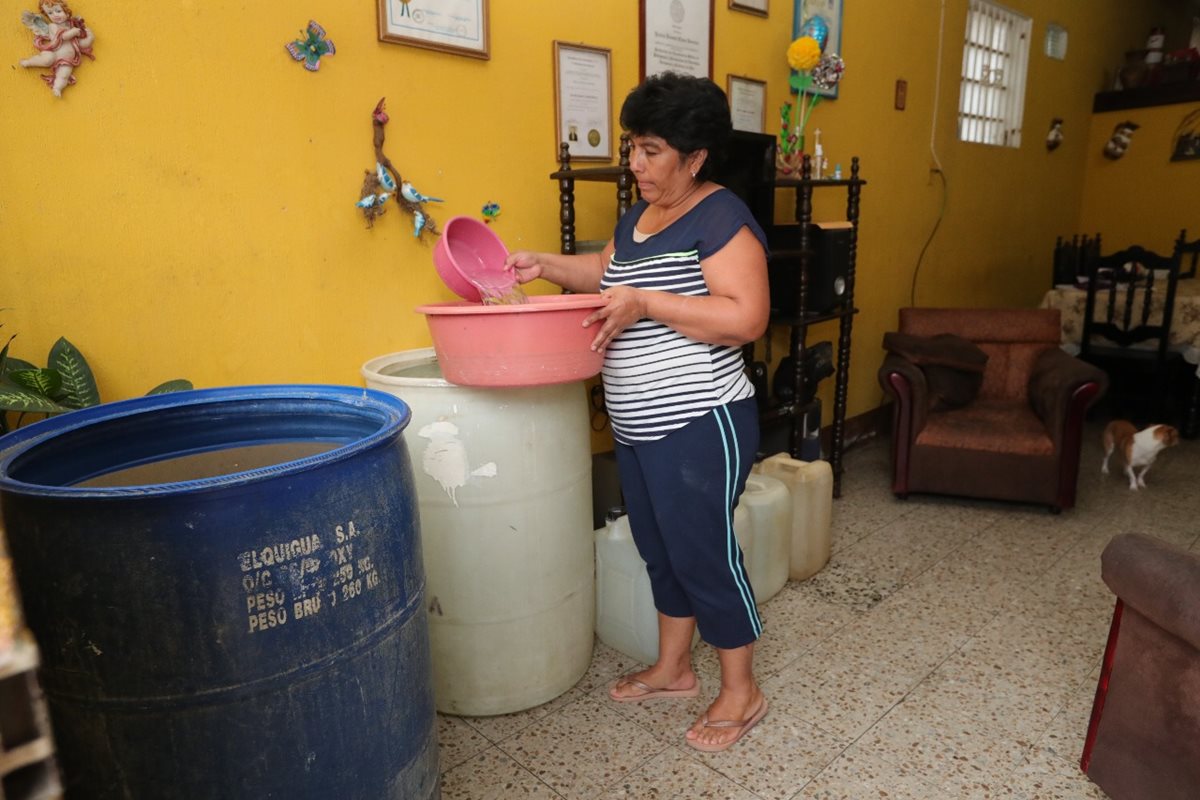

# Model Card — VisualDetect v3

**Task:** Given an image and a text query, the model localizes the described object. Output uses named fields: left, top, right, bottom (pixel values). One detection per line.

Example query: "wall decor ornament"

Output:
left=18, top=1, right=94, bottom=97
left=481, top=202, right=501, bottom=224
left=1103, top=120, right=1139, bottom=160
left=1170, top=108, right=1200, bottom=162
left=285, top=20, right=335, bottom=71
left=777, top=34, right=845, bottom=175
left=1046, top=118, right=1063, bottom=151
left=357, top=98, right=441, bottom=238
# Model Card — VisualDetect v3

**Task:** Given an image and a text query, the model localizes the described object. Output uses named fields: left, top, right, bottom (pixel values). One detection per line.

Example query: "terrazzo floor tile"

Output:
left=685, top=708, right=846, bottom=800
left=1034, top=668, right=1100, bottom=766
left=440, top=746, right=564, bottom=799
left=462, top=688, right=587, bottom=743
left=855, top=696, right=1033, bottom=794
left=498, top=695, right=668, bottom=799
left=791, top=746, right=945, bottom=800
left=438, top=713, right=493, bottom=772
left=599, top=747, right=760, bottom=799
left=1004, top=745, right=1110, bottom=800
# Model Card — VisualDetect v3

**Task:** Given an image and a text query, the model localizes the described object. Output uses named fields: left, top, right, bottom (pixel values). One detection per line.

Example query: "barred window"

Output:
left=958, top=0, right=1031, bottom=147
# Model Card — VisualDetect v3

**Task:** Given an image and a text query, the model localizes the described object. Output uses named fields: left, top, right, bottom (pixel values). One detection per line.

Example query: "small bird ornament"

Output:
left=401, top=181, right=444, bottom=205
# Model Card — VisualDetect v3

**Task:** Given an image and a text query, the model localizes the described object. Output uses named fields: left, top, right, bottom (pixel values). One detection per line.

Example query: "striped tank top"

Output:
left=600, top=188, right=768, bottom=445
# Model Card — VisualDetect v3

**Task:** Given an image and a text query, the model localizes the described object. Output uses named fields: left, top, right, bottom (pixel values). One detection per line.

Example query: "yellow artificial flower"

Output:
left=787, top=36, right=821, bottom=71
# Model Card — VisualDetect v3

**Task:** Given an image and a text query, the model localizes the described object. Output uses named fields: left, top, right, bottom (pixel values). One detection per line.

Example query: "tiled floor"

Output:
left=436, top=423, right=1199, bottom=799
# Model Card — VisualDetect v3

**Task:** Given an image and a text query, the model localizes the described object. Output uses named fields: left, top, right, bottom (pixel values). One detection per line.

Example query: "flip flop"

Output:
left=684, top=697, right=769, bottom=753
left=607, top=674, right=701, bottom=703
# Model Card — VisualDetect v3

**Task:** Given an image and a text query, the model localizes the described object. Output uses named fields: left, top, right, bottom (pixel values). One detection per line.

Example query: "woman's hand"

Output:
left=503, top=251, right=545, bottom=285
left=583, top=285, right=647, bottom=352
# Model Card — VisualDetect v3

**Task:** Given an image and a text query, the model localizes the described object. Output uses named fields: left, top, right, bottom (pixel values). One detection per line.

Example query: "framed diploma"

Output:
left=639, top=0, right=715, bottom=80
left=376, top=0, right=490, bottom=60
left=553, top=42, right=613, bottom=161
left=794, top=0, right=843, bottom=98
left=729, top=0, right=769, bottom=16
left=727, top=75, right=767, bottom=133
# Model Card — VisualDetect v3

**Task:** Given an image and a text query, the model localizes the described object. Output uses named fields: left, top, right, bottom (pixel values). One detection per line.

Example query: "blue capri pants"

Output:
left=614, top=398, right=762, bottom=650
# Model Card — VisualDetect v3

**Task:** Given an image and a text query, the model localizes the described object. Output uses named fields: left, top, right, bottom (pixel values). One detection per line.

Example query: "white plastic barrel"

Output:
left=736, top=473, right=792, bottom=603
left=594, top=511, right=702, bottom=665
left=755, top=454, right=833, bottom=581
left=363, top=349, right=594, bottom=716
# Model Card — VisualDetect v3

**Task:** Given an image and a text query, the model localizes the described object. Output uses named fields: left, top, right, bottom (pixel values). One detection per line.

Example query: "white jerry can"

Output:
left=755, top=454, right=833, bottom=581
left=735, top=472, right=792, bottom=603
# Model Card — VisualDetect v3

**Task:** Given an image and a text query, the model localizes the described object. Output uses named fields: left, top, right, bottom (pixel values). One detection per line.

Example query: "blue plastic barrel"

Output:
left=0, top=385, right=438, bottom=799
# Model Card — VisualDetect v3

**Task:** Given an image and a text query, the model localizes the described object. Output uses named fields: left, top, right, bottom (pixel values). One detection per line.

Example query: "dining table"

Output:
left=1040, top=279, right=1200, bottom=436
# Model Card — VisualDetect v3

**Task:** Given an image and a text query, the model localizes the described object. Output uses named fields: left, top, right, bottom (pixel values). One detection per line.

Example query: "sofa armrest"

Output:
left=878, top=353, right=930, bottom=435
left=1028, top=348, right=1108, bottom=448
left=1102, top=533, right=1200, bottom=652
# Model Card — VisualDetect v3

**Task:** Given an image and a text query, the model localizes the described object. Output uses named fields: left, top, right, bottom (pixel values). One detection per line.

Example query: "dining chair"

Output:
left=1081, top=238, right=1184, bottom=423
left=1052, top=233, right=1099, bottom=286
left=1175, top=228, right=1199, bottom=279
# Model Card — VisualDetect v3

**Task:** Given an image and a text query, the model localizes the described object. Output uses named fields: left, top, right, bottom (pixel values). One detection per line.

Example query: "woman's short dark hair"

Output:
left=619, top=72, right=731, bottom=181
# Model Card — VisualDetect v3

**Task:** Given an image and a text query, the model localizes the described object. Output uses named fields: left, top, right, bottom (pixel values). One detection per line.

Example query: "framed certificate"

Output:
left=639, top=0, right=715, bottom=80
left=727, top=75, right=767, bottom=133
left=729, top=0, right=769, bottom=16
left=794, top=0, right=843, bottom=98
left=553, top=42, right=613, bottom=162
left=377, top=0, right=490, bottom=60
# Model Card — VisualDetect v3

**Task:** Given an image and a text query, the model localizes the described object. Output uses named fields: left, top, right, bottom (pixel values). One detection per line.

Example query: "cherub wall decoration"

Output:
left=19, top=1, right=94, bottom=97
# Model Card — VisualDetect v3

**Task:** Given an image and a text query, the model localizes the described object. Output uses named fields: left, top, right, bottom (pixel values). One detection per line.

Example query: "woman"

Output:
left=505, top=72, right=771, bottom=752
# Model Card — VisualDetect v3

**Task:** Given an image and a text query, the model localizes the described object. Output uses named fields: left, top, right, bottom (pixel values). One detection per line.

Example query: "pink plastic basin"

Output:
left=432, top=216, right=513, bottom=302
left=415, top=294, right=607, bottom=387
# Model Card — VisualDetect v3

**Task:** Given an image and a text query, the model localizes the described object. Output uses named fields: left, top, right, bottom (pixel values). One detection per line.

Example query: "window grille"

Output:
left=958, top=0, right=1031, bottom=147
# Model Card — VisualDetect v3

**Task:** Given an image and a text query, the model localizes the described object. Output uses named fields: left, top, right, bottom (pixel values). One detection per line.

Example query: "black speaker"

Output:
left=766, top=222, right=852, bottom=315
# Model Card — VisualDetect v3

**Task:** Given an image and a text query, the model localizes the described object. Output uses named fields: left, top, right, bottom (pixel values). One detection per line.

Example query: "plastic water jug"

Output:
left=755, top=454, right=832, bottom=581
left=735, top=473, right=792, bottom=603
left=594, top=510, right=703, bottom=665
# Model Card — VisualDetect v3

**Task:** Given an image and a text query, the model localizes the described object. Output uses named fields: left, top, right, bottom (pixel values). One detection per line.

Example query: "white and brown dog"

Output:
left=1101, top=421, right=1180, bottom=490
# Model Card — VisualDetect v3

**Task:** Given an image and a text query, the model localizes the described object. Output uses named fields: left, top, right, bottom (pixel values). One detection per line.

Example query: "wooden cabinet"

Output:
left=0, top=640, right=60, bottom=800
left=548, top=140, right=865, bottom=497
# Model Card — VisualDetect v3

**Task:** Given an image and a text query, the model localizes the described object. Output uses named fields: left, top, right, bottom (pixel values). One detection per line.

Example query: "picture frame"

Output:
left=793, top=0, right=843, bottom=98
left=729, top=0, right=769, bottom=17
left=553, top=42, right=614, bottom=162
left=376, top=0, right=490, bottom=60
left=640, top=0, right=715, bottom=80
left=727, top=75, right=767, bottom=133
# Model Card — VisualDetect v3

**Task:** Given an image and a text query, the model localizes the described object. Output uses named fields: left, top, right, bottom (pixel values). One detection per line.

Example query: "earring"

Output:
left=691, top=170, right=697, bottom=178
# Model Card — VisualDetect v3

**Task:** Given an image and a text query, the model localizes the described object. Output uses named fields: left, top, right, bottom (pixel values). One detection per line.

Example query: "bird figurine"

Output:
left=412, top=210, right=427, bottom=238
left=376, top=163, right=397, bottom=193
left=1045, top=118, right=1064, bottom=151
left=1103, top=120, right=1140, bottom=159
left=356, top=192, right=390, bottom=209
left=401, top=181, right=444, bottom=204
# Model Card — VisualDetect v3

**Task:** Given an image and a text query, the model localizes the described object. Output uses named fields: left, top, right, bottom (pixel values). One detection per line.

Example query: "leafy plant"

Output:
left=1, top=319, right=191, bottom=434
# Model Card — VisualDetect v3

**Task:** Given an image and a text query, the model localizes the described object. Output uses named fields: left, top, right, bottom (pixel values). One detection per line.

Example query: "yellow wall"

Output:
left=0, top=0, right=1186, bottom=438
left=1079, top=101, right=1200, bottom=254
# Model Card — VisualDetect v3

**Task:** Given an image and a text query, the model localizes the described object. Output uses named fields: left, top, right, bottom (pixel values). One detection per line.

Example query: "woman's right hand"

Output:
left=504, top=251, right=545, bottom=285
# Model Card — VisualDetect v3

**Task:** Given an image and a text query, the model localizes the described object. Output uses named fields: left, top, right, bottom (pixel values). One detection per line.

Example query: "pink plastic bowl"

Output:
left=414, top=294, right=607, bottom=387
left=432, top=216, right=512, bottom=302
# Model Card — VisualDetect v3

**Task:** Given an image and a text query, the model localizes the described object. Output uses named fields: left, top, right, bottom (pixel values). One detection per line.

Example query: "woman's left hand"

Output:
left=583, top=285, right=646, bottom=352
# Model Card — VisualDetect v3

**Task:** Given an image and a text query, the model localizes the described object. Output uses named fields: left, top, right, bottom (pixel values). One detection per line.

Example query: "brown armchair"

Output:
left=877, top=308, right=1107, bottom=511
left=1081, top=533, right=1200, bottom=800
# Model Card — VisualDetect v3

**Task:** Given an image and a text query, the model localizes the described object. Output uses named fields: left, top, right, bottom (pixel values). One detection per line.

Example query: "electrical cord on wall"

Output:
left=911, top=0, right=949, bottom=307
